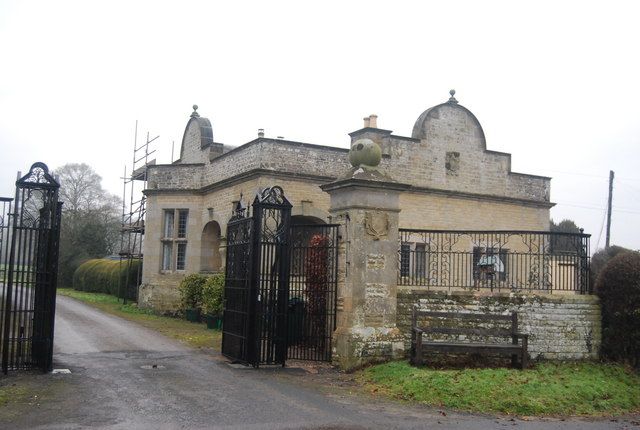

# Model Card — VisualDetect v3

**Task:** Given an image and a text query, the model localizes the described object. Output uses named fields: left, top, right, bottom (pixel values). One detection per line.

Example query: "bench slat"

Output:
left=421, top=342, right=523, bottom=355
left=413, top=311, right=513, bottom=321
left=417, top=327, right=515, bottom=337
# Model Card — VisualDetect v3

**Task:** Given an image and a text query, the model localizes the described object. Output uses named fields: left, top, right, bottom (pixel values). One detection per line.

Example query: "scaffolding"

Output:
left=119, top=121, right=157, bottom=303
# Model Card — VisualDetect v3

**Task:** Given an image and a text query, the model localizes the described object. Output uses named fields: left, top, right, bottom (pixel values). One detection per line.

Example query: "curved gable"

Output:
left=179, top=106, right=214, bottom=164
left=411, top=102, right=486, bottom=151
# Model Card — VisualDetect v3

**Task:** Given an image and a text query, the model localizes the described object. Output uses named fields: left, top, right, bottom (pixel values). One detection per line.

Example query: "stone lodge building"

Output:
left=140, top=92, right=553, bottom=310
left=140, top=92, right=599, bottom=367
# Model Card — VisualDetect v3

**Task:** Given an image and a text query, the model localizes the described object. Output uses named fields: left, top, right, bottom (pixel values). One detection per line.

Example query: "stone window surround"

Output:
left=161, top=208, right=189, bottom=273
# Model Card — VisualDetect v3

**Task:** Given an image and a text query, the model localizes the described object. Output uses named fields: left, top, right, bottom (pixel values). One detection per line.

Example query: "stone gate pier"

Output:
left=321, top=139, right=409, bottom=370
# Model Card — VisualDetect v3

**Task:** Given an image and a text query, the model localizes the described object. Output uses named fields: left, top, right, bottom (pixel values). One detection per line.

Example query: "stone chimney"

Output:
left=363, top=114, right=378, bottom=128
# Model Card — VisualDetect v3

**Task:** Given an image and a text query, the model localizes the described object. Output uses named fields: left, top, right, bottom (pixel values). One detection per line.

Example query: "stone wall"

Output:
left=397, top=287, right=601, bottom=360
left=398, top=191, right=549, bottom=230
left=202, top=139, right=351, bottom=186
left=147, top=164, right=204, bottom=190
left=350, top=111, right=550, bottom=203
left=139, top=193, right=203, bottom=311
left=140, top=175, right=333, bottom=310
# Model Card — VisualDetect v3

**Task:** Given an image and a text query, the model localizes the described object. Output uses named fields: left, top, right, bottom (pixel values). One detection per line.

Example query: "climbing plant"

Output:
left=305, top=234, right=330, bottom=351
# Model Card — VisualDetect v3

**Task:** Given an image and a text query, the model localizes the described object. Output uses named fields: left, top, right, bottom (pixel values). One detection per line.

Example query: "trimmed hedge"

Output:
left=72, top=258, right=141, bottom=300
left=596, top=251, right=640, bottom=368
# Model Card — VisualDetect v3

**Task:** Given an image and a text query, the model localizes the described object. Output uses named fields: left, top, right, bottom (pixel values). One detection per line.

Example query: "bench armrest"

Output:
left=513, top=332, right=529, bottom=339
left=412, top=327, right=424, bottom=335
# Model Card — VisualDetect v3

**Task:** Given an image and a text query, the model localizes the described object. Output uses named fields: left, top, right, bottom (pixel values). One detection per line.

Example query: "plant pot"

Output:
left=205, top=314, right=222, bottom=330
left=185, top=308, right=201, bottom=323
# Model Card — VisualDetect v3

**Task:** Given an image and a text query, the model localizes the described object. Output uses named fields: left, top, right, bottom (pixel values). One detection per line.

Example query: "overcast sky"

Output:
left=0, top=0, right=638, bottom=251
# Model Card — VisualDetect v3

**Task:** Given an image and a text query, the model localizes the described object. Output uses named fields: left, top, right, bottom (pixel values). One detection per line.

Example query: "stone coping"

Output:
left=397, top=285, right=600, bottom=303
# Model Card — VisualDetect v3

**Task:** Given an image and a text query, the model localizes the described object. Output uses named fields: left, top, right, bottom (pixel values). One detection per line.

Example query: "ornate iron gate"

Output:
left=222, top=186, right=339, bottom=366
left=220, top=203, right=254, bottom=364
left=0, top=163, right=62, bottom=373
left=222, top=186, right=292, bottom=367
left=287, top=224, right=339, bottom=361
left=252, top=187, right=292, bottom=366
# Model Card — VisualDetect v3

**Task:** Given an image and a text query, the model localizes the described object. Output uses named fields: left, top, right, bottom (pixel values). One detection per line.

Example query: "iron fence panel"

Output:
left=398, top=229, right=590, bottom=294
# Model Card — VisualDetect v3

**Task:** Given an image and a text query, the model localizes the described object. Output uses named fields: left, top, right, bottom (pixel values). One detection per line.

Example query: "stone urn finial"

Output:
left=191, top=104, right=200, bottom=118
left=448, top=89, right=458, bottom=104
left=349, top=138, right=382, bottom=171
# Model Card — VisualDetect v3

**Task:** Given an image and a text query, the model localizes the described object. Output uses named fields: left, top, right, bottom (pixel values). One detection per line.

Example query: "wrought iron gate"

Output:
left=220, top=205, right=253, bottom=363
left=221, top=186, right=339, bottom=366
left=288, top=223, right=339, bottom=361
left=0, top=163, right=62, bottom=373
left=222, top=186, right=292, bottom=367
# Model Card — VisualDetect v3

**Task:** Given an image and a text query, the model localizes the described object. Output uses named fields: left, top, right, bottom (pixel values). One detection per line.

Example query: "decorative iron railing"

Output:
left=398, top=229, right=591, bottom=294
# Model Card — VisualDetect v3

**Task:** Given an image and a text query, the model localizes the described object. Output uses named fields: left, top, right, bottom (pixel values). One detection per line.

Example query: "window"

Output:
left=163, top=211, right=174, bottom=238
left=400, top=242, right=428, bottom=280
left=473, top=247, right=507, bottom=281
left=176, top=243, right=187, bottom=270
left=161, top=209, right=188, bottom=271
left=178, top=210, right=188, bottom=238
left=400, top=243, right=410, bottom=277
left=415, top=243, right=427, bottom=279
left=162, top=243, right=173, bottom=271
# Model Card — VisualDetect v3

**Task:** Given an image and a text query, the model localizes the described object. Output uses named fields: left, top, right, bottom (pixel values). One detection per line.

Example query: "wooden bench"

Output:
left=410, top=307, right=529, bottom=369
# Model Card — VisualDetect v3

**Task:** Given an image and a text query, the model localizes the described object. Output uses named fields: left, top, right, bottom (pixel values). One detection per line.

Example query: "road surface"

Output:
left=0, top=295, right=635, bottom=429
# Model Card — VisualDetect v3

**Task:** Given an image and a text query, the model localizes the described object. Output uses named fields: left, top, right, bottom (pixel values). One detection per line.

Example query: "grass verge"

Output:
left=57, top=288, right=221, bottom=350
left=360, top=360, right=640, bottom=416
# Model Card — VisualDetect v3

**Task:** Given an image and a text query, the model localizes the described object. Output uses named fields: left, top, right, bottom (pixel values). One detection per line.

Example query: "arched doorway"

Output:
left=291, top=215, right=325, bottom=226
left=201, top=221, right=222, bottom=272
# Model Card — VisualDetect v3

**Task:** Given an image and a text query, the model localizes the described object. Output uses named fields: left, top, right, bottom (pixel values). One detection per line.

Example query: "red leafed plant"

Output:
left=305, top=234, right=330, bottom=350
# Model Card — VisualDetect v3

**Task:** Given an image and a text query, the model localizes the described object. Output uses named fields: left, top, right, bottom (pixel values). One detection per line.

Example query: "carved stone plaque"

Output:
left=364, top=211, right=389, bottom=240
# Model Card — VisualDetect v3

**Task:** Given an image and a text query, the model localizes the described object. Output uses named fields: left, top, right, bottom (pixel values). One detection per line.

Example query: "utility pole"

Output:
left=605, top=170, right=614, bottom=249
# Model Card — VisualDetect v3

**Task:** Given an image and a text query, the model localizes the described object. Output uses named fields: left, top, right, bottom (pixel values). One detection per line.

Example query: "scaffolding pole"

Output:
left=118, top=120, right=157, bottom=304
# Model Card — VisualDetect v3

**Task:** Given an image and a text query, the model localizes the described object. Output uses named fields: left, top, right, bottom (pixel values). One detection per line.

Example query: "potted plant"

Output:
left=179, top=274, right=206, bottom=322
left=202, top=274, right=224, bottom=329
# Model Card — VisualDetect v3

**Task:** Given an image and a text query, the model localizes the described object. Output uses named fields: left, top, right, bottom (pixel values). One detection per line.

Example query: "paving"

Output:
left=0, top=295, right=637, bottom=429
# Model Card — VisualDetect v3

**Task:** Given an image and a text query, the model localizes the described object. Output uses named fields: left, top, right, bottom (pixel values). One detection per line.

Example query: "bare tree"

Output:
left=55, top=163, right=121, bottom=287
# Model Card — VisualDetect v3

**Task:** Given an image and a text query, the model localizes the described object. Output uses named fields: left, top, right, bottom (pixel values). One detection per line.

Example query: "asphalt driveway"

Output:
left=0, top=295, right=636, bottom=429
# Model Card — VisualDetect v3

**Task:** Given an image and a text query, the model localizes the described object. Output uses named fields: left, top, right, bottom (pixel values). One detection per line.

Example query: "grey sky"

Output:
left=0, top=0, right=638, bottom=251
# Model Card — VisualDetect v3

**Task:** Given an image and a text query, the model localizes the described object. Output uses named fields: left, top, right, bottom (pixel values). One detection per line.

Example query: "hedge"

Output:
left=596, top=251, right=640, bottom=368
left=72, top=258, right=141, bottom=300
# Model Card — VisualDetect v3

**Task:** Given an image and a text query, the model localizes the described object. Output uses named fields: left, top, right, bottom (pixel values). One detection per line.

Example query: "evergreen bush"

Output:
left=178, top=274, right=207, bottom=310
left=590, top=245, right=632, bottom=288
left=202, top=274, right=224, bottom=316
left=596, top=251, right=640, bottom=368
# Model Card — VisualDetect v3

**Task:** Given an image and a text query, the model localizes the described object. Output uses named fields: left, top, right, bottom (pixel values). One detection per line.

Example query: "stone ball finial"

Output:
left=349, top=138, right=382, bottom=169
left=190, top=104, right=200, bottom=118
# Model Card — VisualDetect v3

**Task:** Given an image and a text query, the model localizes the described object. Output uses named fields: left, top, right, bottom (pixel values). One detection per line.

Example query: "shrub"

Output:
left=591, top=245, right=632, bottom=288
left=72, top=258, right=141, bottom=300
left=178, top=274, right=207, bottom=310
left=596, top=251, right=640, bottom=367
left=202, top=274, right=224, bottom=316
